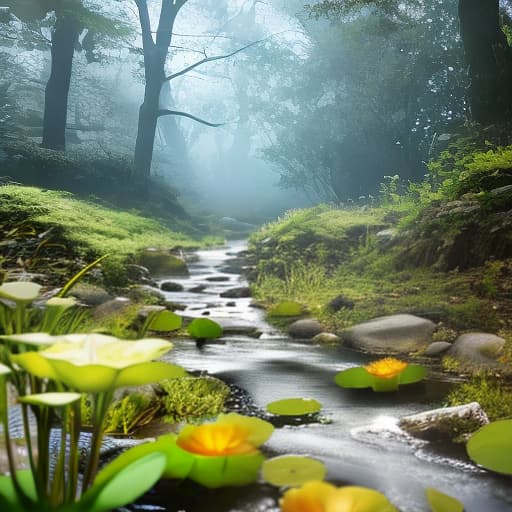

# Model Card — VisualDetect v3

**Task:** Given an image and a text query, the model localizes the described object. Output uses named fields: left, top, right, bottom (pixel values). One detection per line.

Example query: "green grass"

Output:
left=0, top=184, right=219, bottom=258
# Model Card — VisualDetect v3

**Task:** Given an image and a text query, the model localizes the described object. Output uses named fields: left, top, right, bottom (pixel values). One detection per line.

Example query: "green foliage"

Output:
left=446, top=376, right=512, bottom=421
left=159, top=376, right=230, bottom=423
left=268, top=301, right=303, bottom=317
left=466, top=420, right=512, bottom=475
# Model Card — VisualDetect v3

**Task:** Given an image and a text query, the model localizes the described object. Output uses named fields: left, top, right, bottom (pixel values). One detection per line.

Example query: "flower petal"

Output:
left=280, top=481, right=337, bottom=512
left=0, top=282, right=42, bottom=303
left=325, top=486, right=398, bottom=512
left=217, top=413, right=274, bottom=447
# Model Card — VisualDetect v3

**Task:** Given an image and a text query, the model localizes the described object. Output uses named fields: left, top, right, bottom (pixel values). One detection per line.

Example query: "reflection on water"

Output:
left=142, top=241, right=512, bottom=512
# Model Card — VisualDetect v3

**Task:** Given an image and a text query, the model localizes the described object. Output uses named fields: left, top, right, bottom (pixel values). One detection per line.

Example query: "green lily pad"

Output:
left=399, top=364, right=427, bottom=385
left=466, top=419, right=512, bottom=475
left=18, top=392, right=81, bottom=408
left=187, top=318, right=223, bottom=340
left=268, top=301, right=302, bottom=317
left=334, top=367, right=374, bottom=389
left=266, top=398, right=322, bottom=416
left=425, top=487, right=464, bottom=512
left=262, top=455, right=327, bottom=486
left=148, top=310, right=182, bottom=332
left=187, top=452, right=264, bottom=488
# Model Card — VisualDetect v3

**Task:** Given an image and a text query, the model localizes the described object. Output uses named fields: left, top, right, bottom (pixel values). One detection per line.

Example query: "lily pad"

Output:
left=266, top=398, right=322, bottom=416
left=425, top=487, right=464, bottom=512
left=334, top=367, right=374, bottom=389
left=187, top=318, right=223, bottom=339
left=466, top=419, right=512, bottom=475
left=399, top=364, right=427, bottom=384
left=269, top=301, right=302, bottom=317
left=148, top=310, right=182, bottom=332
left=262, top=455, right=327, bottom=486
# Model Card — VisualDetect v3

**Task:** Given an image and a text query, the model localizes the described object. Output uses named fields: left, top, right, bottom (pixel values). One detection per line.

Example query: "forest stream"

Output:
left=124, top=240, right=512, bottom=512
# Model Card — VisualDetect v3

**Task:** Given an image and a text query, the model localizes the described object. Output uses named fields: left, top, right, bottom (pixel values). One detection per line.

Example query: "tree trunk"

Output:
left=41, top=14, right=81, bottom=150
left=459, top=0, right=512, bottom=124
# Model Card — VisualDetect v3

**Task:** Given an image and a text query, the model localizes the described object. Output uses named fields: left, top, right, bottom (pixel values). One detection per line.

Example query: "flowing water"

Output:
left=132, top=240, right=512, bottom=512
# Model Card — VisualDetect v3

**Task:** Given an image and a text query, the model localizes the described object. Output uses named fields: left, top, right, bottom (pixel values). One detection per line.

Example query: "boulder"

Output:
left=160, top=281, right=184, bottom=292
left=399, top=402, right=489, bottom=442
left=342, top=314, right=436, bottom=354
left=127, top=285, right=167, bottom=305
left=312, top=332, right=341, bottom=344
left=125, top=264, right=155, bottom=286
left=93, top=297, right=132, bottom=320
left=220, top=286, right=252, bottom=298
left=70, top=283, right=112, bottom=307
left=423, top=341, right=452, bottom=357
left=212, top=317, right=262, bottom=338
left=188, top=284, right=207, bottom=293
left=448, top=332, right=505, bottom=365
left=206, top=276, right=230, bottom=282
left=289, top=319, right=324, bottom=339
left=135, top=249, right=188, bottom=276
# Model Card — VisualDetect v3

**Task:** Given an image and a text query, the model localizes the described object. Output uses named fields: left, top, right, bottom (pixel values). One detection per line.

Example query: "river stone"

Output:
left=70, top=283, right=112, bottom=306
left=423, top=341, right=452, bottom=357
left=160, top=281, right=184, bottom=292
left=127, top=285, right=167, bottom=305
left=328, top=295, right=354, bottom=312
left=92, top=297, right=132, bottom=319
left=342, top=314, right=435, bottom=354
left=135, top=249, right=188, bottom=276
left=312, top=332, right=341, bottom=344
left=448, top=332, right=505, bottom=365
left=288, top=319, right=324, bottom=339
left=125, top=264, right=154, bottom=285
left=399, top=402, right=489, bottom=442
left=220, top=286, right=252, bottom=298
left=213, top=317, right=262, bottom=338
left=188, top=284, right=207, bottom=293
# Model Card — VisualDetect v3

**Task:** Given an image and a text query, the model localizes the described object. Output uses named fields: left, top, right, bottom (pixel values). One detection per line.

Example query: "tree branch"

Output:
left=164, top=37, right=265, bottom=82
left=157, top=109, right=225, bottom=127
left=133, top=0, right=154, bottom=51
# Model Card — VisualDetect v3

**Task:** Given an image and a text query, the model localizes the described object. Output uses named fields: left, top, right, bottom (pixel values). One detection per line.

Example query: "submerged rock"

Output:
left=160, top=281, right=184, bottom=292
left=399, top=402, right=489, bottom=442
left=342, top=314, right=436, bottom=354
left=288, top=318, right=323, bottom=339
left=448, top=332, right=505, bottom=366
left=220, top=286, right=252, bottom=298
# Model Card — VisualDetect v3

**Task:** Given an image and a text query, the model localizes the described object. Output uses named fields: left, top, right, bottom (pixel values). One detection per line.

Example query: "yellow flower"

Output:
left=177, top=413, right=273, bottom=456
left=280, top=482, right=398, bottom=512
left=364, top=358, right=408, bottom=380
left=280, top=481, right=337, bottom=512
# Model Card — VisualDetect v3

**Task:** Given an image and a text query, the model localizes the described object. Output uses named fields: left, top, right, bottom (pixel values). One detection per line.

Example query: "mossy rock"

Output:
left=135, top=249, right=189, bottom=276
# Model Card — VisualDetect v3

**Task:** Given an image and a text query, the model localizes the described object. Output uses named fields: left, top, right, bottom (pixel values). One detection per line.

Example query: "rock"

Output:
left=125, top=264, right=155, bottom=286
left=328, top=295, right=354, bottom=312
left=137, top=305, right=166, bottom=319
left=160, top=281, right=184, bottom=292
left=399, top=402, right=489, bottom=442
left=188, top=285, right=207, bottom=293
left=127, top=285, right=167, bottom=305
left=212, top=317, right=262, bottom=338
left=226, top=301, right=236, bottom=307
left=448, top=332, right=505, bottom=365
left=165, top=301, right=187, bottom=311
left=70, top=283, right=112, bottom=307
left=423, top=341, right=452, bottom=357
left=342, top=314, right=436, bottom=354
left=93, top=297, right=132, bottom=319
left=376, top=228, right=397, bottom=247
left=288, top=319, right=324, bottom=339
left=312, top=332, right=341, bottom=344
left=206, top=276, right=230, bottom=282
left=220, top=286, right=252, bottom=298
left=135, top=249, right=188, bottom=276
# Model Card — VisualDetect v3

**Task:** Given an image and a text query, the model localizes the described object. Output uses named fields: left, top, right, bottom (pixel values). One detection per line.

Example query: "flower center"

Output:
left=364, top=358, right=408, bottom=379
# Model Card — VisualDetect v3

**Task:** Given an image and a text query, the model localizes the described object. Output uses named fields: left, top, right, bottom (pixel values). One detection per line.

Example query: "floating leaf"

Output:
left=0, top=281, right=42, bottom=303
left=266, top=398, right=322, bottom=416
left=399, top=364, right=427, bottom=385
left=148, top=310, right=182, bottom=332
left=187, top=318, right=223, bottom=339
left=425, top=487, right=464, bottom=512
left=466, top=419, right=512, bottom=475
left=269, top=301, right=302, bottom=317
left=334, top=367, right=374, bottom=389
left=19, top=392, right=81, bottom=408
left=262, top=455, right=327, bottom=486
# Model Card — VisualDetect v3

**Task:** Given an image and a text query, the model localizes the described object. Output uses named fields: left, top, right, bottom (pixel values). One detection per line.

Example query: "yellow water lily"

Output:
left=177, top=412, right=273, bottom=456
left=11, top=333, right=186, bottom=392
left=364, top=358, right=408, bottom=380
left=280, top=482, right=398, bottom=512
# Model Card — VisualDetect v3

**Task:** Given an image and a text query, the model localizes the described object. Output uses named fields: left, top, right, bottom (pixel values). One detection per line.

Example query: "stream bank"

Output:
left=126, top=240, right=511, bottom=512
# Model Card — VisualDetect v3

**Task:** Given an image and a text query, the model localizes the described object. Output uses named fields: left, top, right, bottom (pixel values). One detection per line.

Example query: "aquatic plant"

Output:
left=0, top=332, right=186, bottom=511
left=262, top=456, right=327, bottom=486
left=279, top=481, right=398, bottom=512
left=266, top=397, right=322, bottom=416
left=187, top=317, right=223, bottom=341
left=334, top=358, right=426, bottom=392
